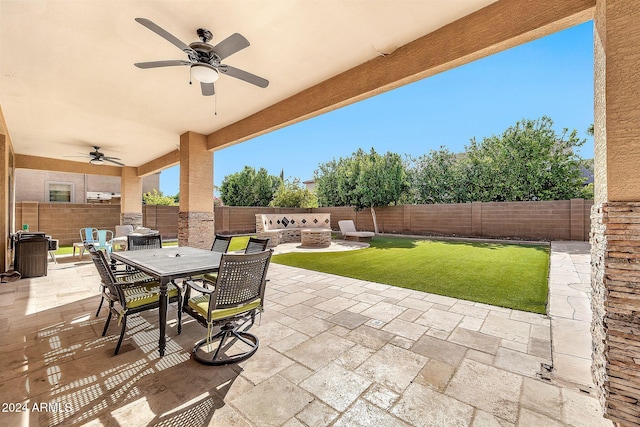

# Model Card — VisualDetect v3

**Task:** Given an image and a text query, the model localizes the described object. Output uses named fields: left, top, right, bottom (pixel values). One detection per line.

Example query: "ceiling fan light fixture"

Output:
left=90, top=158, right=104, bottom=165
left=191, top=64, right=219, bottom=83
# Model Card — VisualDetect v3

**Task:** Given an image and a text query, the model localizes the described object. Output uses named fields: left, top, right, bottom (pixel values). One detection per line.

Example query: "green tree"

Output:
left=410, top=147, right=465, bottom=204
left=461, top=116, right=587, bottom=202
left=219, top=166, right=279, bottom=206
left=315, top=148, right=409, bottom=232
left=270, top=178, right=319, bottom=208
left=143, top=189, right=178, bottom=206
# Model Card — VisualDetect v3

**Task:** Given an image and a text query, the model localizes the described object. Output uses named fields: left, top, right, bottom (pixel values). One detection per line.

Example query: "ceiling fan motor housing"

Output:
left=197, top=28, right=213, bottom=43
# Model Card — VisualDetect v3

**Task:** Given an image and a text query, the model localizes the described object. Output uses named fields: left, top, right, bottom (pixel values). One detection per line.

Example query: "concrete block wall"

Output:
left=15, top=203, right=121, bottom=244
left=15, top=199, right=594, bottom=246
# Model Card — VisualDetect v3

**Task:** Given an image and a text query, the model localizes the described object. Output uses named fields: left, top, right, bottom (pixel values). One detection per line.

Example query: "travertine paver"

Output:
left=0, top=241, right=612, bottom=427
left=391, top=382, right=474, bottom=426
left=446, top=359, right=523, bottom=423
left=300, top=362, right=371, bottom=411
left=355, top=344, right=428, bottom=392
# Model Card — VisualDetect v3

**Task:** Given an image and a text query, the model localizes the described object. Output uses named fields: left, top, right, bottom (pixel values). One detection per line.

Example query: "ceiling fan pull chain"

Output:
left=214, top=94, right=217, bottom=116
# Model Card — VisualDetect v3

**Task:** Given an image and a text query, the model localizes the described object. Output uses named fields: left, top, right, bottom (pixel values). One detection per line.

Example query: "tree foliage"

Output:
left=315, top=148, right=409, bottom=232
left=409, top=117, right=588, bottom=203
left=410, top=147, right=465, bottom=204
left=315, top=148, right=409, bottom=209
left=219, top=166, right=280, bottom=207
left=270, top=178, right=319, bottom=208
left=143, top=189, right=178, bottom=206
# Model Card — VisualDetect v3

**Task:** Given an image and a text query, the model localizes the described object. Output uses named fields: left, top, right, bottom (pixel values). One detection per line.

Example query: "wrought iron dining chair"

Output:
left=127, top=234, right=162, bottom=251
left=201, top=235, right=234, bottom=284
left=182, top=250, right=272, bottom=365
left=244, top=237, right=270, bottom=254
left=89, top=243, right=155, bottom=317
left=211, top=234, right=233, bottom=253
left=88, top=245, right=181, bottom=355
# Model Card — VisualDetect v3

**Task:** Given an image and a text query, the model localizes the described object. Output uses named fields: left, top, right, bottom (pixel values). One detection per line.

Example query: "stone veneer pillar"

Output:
left=591, top=1, right=640, bottom=425
left=178, top=211, right=215, bottom=248
left=120, top=212, right=143, bottom=228
left=591, top=203, right=640, bottom=426
left=178, top=131, right=214, bottom=249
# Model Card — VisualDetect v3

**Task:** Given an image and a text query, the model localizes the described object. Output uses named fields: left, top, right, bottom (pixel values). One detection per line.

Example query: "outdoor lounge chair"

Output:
left=182, top=250, right=272, bottom=365
left=88, top=244, right=181, bottom=355
left=338, top=220, right=375, bottom=241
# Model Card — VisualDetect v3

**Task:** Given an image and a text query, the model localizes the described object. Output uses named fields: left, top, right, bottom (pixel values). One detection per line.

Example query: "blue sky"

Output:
left=160, top=21, right=594, bottom=196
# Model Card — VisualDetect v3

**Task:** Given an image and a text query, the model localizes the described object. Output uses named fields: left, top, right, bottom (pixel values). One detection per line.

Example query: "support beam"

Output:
left=207, top=0, right=595, bottom=151
left=120, top=166, right=143, bottom=228
left=137, top=149, right=180, bottom=177
left=0, top=107, right=14, bottom=272
left=178, top=132, right=214, bottom=249
left=15, top=154, right=121, bottom=176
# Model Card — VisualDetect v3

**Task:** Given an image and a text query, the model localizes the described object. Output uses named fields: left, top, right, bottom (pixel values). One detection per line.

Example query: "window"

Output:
left=46, top=182, right=74, bottom=203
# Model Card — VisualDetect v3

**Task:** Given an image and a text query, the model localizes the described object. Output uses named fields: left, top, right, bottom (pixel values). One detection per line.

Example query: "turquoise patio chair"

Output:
left=94, top=229, right=114, bottom=253
left=77, top=227, right=99, bottom=259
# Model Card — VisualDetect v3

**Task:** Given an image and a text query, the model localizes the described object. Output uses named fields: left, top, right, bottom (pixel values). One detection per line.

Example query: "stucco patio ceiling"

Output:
left=0, top=0, right=498, bottom=169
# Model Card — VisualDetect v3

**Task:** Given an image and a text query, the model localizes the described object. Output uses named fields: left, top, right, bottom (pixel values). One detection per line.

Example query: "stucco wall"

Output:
left=15, top=170, right=160, bottom=203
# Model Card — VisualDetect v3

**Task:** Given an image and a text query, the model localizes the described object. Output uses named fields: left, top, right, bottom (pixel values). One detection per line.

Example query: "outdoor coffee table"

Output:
left=111, top=246, right=222, bottom=357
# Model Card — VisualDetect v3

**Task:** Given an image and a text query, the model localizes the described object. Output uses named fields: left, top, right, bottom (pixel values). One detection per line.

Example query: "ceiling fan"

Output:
left=69, top=146, right=124, bottom=166
left=133, top=18, right=269, bottom=96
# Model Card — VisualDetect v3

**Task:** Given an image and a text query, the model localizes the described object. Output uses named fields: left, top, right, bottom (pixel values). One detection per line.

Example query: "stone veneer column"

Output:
left=592, top=1, right=640, bottom=426
left=120, top=166, right=143, bottom=228
left=178, top=132, right=214, bottom=249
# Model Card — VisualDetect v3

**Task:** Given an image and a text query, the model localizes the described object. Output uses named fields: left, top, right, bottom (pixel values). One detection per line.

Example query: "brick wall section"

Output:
left=143, top=205, right=178, bottom=239
left=16, top=203, right=121, bottom=244
left=482, top=201, right=568, bottom=240
left=591, top=202, right=640, bottom=427
left=16, top=199, right=594, bottom=245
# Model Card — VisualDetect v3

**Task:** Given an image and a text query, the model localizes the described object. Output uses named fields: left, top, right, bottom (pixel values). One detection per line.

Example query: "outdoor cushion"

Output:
left=188, top=295, right=262, bottom=321
left=203, top=272, right=218, bottom=282
left=123, top=282, right=179, bottom=309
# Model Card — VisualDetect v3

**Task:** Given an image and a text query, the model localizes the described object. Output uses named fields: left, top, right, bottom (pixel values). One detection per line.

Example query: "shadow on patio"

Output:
left=0, top=243, right=611, bottom=426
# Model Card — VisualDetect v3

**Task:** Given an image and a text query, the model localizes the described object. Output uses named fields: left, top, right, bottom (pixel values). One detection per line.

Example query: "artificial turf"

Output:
left=270, top=236, right=550, bottom=314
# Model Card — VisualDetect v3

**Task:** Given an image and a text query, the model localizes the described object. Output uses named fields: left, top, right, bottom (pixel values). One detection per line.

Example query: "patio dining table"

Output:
left=110, top=246, right=222, bottom=357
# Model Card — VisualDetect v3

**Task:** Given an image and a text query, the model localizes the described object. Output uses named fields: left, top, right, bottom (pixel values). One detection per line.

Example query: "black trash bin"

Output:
left=14, top=234, right=49, bottom=278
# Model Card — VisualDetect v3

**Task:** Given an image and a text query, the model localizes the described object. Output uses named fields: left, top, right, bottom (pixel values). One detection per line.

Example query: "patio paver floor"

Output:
left=0, top=241, right=612, bottom=426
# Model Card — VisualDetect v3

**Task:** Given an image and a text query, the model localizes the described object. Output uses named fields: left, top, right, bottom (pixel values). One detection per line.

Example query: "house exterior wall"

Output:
left=14, top=169, right=159, bottom=203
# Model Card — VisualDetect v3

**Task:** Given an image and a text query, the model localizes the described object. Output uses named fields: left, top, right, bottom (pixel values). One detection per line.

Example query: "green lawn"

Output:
left=271, top=236, right=550, bottom=314
left=58, top=235, right=547, bottom=313
left=54, top=237, right=246, bottom=255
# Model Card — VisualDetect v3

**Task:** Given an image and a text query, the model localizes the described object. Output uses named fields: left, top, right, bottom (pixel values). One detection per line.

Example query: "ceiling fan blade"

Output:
left=201, top=82, right=215, bottom=96
left=104, top=158, right=125, bottom=166
left=212, top=33, right=250, bottom=60
left=135, top=60, right=191, bottom=69
left=135, top=18, right=196, bottom=56
left=219, top=65, right=269, bottom=88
